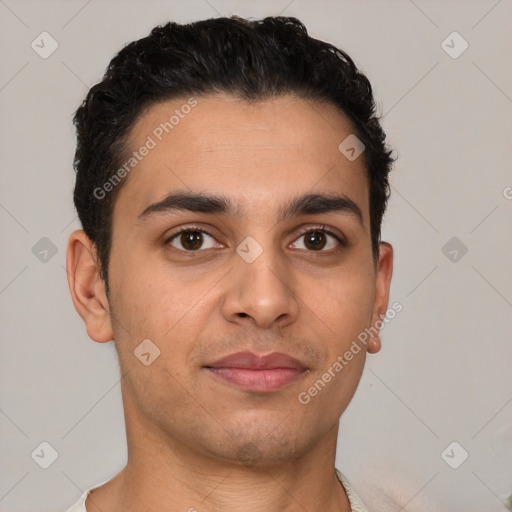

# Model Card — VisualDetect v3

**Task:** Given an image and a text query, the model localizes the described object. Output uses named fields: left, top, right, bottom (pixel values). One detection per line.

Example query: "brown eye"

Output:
left=180, top=231, right=203, bottom=250
left=167, top=229, right=220, bottom=251
left=290, top=229, right=342, bottom=252
left=304, top=231, right=327, bottom=251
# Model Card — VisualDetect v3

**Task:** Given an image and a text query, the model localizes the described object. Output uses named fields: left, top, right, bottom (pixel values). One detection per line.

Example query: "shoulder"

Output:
left=65, top=489, right=88, bottom=512
left=335, top=469, right=369, bottom=512
left=64, top=479, right=109, bottom=512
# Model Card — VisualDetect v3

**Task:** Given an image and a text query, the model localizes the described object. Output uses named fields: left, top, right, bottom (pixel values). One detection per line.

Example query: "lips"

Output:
left=204, top=351, right=308, bottom=392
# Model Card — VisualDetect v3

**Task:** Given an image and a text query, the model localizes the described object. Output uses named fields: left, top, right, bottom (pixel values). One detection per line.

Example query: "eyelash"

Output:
left=164, top=224, right=345, bottom=253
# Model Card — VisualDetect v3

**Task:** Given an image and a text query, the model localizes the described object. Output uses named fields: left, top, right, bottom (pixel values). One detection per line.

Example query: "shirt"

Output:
left=65, top=468, right=368, bottom=511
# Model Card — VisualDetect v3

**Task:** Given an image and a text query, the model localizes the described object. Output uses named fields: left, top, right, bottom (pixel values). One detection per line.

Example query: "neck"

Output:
left=86, top=392, right=351, bottom=512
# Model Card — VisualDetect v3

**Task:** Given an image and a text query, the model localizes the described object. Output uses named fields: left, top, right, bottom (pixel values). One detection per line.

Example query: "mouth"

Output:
left=203, top=351, right=308, bottom=392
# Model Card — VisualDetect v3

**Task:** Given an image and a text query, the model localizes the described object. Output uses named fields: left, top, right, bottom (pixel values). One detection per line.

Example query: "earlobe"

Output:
left=66, top=230, right=114, bottom=343
left=368, top=242, right=394, bottom=354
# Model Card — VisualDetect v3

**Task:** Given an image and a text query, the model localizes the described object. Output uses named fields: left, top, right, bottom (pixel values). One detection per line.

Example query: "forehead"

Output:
left=114, top=93, right=369, bottom=224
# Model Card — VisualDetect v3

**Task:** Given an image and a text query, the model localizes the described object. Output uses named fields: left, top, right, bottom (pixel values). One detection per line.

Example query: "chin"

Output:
left=199, top=426, right=313, bottom=468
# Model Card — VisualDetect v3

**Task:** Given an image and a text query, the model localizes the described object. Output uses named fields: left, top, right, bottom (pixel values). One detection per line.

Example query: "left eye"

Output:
left=290, top=230, right=341, bottom=251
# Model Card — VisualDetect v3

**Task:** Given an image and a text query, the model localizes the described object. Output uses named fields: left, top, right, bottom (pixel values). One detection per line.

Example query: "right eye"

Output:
left=165, top=228, right=223, bottom=252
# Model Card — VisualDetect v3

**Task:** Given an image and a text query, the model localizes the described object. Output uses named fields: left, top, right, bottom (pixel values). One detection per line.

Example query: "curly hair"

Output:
left=73, top=15, right=393, bottom=289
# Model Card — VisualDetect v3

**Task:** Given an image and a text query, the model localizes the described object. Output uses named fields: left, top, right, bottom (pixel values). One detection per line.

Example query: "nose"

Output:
left=221, top=242, right=300, bottom=329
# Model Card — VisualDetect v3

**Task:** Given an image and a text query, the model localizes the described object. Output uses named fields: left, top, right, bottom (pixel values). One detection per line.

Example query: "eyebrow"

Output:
left=137, top=191, right=363, bottom=225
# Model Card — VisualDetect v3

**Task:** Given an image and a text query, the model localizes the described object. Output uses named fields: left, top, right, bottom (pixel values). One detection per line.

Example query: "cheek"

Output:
left=309, top=268, right=375, bottom=343
left=108, top=254, right=214, bottom=361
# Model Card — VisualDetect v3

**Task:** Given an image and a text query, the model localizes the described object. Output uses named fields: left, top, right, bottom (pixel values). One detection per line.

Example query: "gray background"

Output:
left=0, top=0, right=511, bottom=510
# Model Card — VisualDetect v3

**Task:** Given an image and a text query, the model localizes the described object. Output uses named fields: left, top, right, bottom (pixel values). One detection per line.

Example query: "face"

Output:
left=72, top=93, right=392, bottom=466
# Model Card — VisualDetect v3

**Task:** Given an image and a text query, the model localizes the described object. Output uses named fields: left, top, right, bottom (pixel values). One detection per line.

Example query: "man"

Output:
left=66, top=15, right=394, bottom=512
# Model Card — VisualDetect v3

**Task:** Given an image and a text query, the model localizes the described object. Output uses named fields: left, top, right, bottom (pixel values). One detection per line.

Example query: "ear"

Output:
left=367, top=242, right=394, bottom=354
left=66, top=230, right=113, bottom=343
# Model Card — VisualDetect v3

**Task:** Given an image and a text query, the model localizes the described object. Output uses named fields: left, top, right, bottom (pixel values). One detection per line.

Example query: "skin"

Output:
left=67, top=93, right=393, bottom=512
